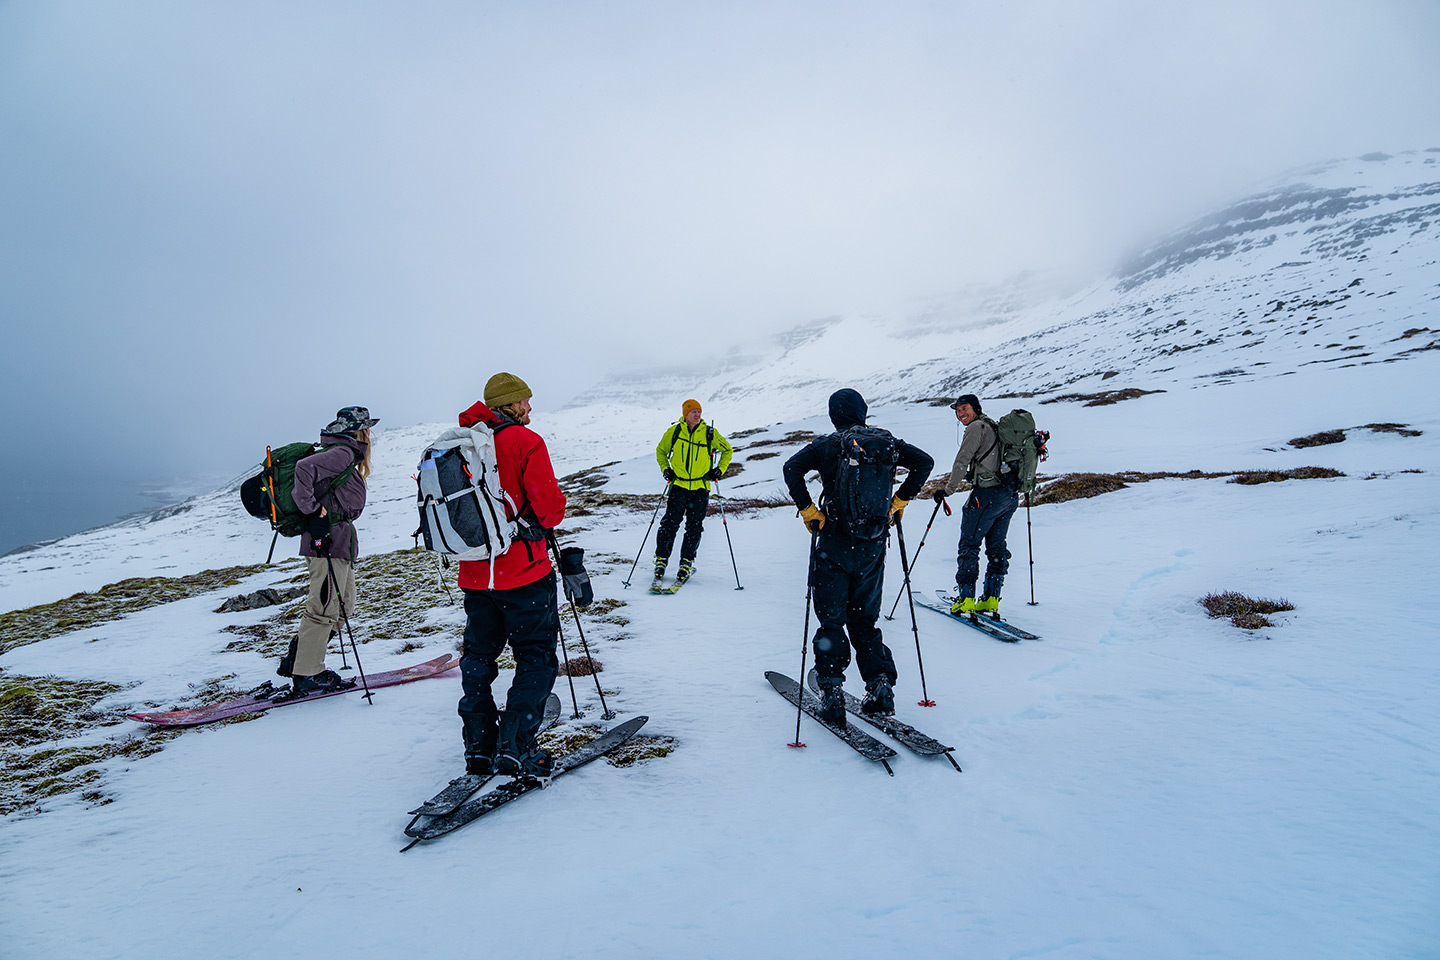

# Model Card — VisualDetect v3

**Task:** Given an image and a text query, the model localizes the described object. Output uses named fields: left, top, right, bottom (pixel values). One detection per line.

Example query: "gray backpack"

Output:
left=415, top=422, right=537, bottom=586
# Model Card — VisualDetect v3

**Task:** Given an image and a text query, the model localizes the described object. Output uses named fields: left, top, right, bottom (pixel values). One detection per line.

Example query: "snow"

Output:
left=4, top=155, right=1440, bottom=958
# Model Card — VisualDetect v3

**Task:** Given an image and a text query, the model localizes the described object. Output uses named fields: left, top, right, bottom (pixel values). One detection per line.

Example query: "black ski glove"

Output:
left=932, top=490, right=947, bottom=504
left=707, top=468, right=722, bottom=482
left=662, top=468, right=676, bottom=483
left=307, top=512, right=332, bottom=556
left=558, top=546, right=593, bottom=608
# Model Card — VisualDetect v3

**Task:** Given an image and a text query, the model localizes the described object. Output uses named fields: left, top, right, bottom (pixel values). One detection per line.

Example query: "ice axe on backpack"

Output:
left=884, top=494, right=949, bottom=621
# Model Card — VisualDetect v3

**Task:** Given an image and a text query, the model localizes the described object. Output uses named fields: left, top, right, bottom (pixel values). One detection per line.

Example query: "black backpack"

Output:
left=825, top=426, right=898, bottom=540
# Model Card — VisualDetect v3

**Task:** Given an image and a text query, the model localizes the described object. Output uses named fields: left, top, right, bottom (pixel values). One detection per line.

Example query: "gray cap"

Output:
left=322, top=405, right=379, bottom=435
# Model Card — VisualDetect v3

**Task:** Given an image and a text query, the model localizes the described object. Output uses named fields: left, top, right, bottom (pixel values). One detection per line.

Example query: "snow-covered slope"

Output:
left=2, top=152, right=1439, bottom=959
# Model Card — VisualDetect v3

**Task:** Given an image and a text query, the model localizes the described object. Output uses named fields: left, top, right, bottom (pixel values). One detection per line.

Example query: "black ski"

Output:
left=407, top=694, right=561, bottom=818
left=913, top=591, right=1041, bottom=641
left=806, top=669, right=961, bottom=772
left=765, top=671, right=895, bottom=775
left=402, top=715, right=649, bottom=850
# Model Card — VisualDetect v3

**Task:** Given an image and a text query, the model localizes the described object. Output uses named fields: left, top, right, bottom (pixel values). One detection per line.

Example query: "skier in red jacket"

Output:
left=455, top=372, right=568, bottom=778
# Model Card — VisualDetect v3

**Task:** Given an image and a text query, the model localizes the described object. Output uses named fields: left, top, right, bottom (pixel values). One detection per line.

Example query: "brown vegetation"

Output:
left=1230, top=467, right=1345, bottom=485
left=737, top=430, right=819, bottom=450
left=558, top=655, right=602, bottom=677
left=1030, top=470, right=1229, bottom=505
left=1199, top=591, right=1295, bottom=631
left=1290, top=430, right=1346, bottom=448
left=1041, top=388, right=1166, bottom=407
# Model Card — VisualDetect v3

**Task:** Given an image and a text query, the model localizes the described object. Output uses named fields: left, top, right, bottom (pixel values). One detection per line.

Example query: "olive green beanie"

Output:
left=484, top=372, right=532, bottom=409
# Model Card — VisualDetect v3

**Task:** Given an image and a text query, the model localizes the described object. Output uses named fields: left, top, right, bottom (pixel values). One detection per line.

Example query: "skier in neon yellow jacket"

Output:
left=651, top=399, right=734, bottom=586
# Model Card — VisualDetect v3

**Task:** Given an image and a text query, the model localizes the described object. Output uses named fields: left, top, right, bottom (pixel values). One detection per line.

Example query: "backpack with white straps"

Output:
left=415, top=421, right=540, bottom=584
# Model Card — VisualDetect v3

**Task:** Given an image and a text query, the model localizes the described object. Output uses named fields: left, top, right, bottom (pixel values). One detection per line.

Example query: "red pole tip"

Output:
left=918, top=699, right=936, bottom=707
left=787, top=741, right=807, bottom=749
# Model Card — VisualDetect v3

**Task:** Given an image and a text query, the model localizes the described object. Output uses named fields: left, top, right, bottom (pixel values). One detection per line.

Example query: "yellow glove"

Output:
left=800, top=504, right=826, bottom=534
left=890, top=497, right=909, bottom=524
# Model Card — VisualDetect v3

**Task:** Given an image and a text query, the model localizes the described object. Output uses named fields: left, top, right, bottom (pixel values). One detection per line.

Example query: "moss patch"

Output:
left=0, top=672, right=182, bottom=816
left=538, top=724, right=673, bottom=768
left=0, top=562, right=281, bottom=654
left=218, top=548, right=462, bottom=661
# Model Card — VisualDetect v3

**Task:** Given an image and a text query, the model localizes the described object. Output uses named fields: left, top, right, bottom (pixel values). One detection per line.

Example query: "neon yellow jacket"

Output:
left=656, top=420, right=733, bottom=491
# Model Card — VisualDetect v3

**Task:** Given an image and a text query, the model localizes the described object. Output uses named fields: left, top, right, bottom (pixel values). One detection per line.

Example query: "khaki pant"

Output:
left=295, top=557, right=354, bottom=677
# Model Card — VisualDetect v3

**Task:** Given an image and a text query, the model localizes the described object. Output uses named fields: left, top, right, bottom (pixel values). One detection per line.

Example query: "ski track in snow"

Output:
left=3, top=153, right=1440, bottom=959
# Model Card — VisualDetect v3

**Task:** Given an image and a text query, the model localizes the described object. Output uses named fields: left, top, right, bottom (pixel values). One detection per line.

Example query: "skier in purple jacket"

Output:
left=284, top=406, right=377, bottom=695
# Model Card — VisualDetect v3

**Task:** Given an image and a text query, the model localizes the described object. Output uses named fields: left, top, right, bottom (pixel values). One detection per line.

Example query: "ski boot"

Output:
left=816, top=676, right=846, bottom=725
left=462, top=716, right=499, bottom=776
left=649, top=555, right=667, bottom=593
left=289, top=669, right=353, bottom=697
left=861, top=676, right=895, bottom=717
left=674, top=558, right=694, bottom=586
left=494, top=747, right=554, bottom=781
left=276, top=638, right=298, bottom=677
left=978, top=575, right=1004, bottom=617
left=950, top=591, right=978, bottom=616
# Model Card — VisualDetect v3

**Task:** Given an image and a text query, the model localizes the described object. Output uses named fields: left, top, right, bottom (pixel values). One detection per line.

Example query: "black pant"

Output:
left=656, top=485, right=709, bottom=563
left=810, top=533, right=897, bottom=685
left=458, top=574, right=559, bottom=757
left=956, top=486, right=1020, bottom=596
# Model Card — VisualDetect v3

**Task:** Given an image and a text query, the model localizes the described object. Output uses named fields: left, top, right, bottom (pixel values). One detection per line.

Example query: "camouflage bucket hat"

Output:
left=323, top=405, right=379, bottom=435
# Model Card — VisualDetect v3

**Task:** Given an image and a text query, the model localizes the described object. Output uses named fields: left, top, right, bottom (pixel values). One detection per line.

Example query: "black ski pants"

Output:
left=810, top=532, right=897, bottom=685
left=956, top=485, right=1020, bottom=596
left=656, top=485, right=709, bottom=564
left=458, top=573, right=559, bottom=758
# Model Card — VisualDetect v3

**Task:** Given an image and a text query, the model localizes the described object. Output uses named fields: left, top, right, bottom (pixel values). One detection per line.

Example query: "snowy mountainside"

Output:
left=573, top=149, right=1440, bottom=423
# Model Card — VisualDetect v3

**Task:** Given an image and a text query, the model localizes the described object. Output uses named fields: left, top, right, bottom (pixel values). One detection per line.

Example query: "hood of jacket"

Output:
left=828, top=388, right=868, bottom=430
left=458, top=400, right=500, bottom=429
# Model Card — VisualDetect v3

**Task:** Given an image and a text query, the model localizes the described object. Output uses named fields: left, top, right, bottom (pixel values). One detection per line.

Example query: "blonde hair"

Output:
left=495, top=401, right=530, bottom=425
left=352, top=429, right=373, bottom=480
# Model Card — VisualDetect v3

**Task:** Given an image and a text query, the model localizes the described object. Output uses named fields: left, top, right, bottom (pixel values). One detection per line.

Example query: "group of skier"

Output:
left=283, top=375, right=1024, bottom=778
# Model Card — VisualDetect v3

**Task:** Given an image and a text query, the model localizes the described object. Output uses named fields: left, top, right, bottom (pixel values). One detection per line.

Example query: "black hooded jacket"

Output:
left=782, top=389, right=933, bottom=532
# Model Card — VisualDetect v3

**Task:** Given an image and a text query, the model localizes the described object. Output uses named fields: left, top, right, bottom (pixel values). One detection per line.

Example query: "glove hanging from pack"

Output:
left=307, top=512, right=332, bottom=556
left=558, top=546, right=594, bottom=607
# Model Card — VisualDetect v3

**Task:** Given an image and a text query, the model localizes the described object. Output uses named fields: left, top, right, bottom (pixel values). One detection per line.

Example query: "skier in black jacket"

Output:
left=782, top=388, right=933, bottom=721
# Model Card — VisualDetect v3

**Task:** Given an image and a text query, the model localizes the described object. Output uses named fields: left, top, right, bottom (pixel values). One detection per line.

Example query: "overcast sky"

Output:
left=3, top=0, right=1439, bottom=552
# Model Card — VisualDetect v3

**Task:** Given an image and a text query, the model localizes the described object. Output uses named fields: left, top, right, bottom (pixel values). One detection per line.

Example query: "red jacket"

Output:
left=455, top=401, right=567, bottom=591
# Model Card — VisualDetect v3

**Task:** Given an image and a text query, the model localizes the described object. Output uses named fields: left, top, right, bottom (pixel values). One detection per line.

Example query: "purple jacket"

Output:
left=293, top=434, right=369, bottom=561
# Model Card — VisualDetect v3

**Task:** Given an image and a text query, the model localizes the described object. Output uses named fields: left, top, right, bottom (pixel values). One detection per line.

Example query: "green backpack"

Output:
left=241, top=442, right=356, bottom=538
left=992, top=409, right=1047, bottom=495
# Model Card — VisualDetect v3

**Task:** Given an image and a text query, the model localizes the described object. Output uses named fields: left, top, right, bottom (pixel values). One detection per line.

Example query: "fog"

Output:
left=3, top=0, right=1438, bottom=553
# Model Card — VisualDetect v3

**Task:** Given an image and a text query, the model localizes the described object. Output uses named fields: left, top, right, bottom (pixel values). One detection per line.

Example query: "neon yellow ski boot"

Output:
left=950, top=596, right=978, bottom=616
left=976, top=595, right=1000, bottom=616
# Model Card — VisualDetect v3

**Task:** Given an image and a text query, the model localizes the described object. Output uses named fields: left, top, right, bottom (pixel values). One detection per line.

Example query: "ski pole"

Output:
left=710, top=478, right=744, bottom=590
left=1026, top=492, right=1038, bottom=606
left=553, top=604, right=584, bottom=720
left=893, top=516, right=934, bottom=707
left=790, top=527, right=820, bottom=748
left=326, top=555, right=373, bottom=704
left=884, top=496, right=949, bottom=620
left=622, top=482, right=670, bottom=588
left=548, top=533, right=616, bottom=720
left=709, top=432, right=743, bottom=590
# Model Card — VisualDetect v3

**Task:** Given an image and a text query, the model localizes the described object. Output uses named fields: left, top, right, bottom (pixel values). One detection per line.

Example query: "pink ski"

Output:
left=128, top=654, right=458, bottom=727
